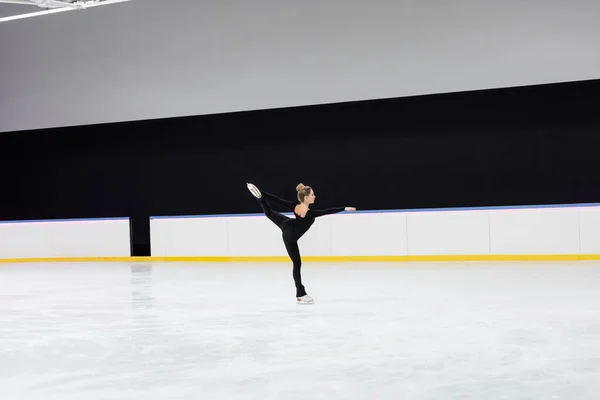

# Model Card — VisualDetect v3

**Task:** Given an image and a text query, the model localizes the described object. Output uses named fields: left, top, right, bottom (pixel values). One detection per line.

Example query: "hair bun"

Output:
left=296, top=183, right=305, bottom=192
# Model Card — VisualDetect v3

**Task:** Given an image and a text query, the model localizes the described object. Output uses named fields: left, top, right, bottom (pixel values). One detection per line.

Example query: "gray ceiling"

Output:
left=0, top=3, right=40, bottom=18
left=0, top=1, right=113, bottom=19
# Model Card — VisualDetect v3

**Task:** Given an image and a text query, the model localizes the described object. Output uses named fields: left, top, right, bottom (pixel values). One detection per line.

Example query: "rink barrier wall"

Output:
left=147, top=202, right=600, bottom=262
left=2, top=203, right=600, bottom=263
left=0, top=217, right=131, bottom=261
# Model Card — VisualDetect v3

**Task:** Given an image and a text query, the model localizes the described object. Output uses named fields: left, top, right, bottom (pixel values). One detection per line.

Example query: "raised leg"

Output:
left=248, top=183, right=290, bottom=228
left=259, top=197, right=290, bottom=228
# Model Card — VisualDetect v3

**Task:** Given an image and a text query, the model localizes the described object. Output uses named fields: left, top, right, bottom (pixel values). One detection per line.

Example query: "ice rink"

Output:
left=1, top=261, right=600, bottom=400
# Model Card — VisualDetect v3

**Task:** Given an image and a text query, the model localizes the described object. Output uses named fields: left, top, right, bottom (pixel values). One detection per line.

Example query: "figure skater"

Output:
left=246, top=182, right=356, bottom=304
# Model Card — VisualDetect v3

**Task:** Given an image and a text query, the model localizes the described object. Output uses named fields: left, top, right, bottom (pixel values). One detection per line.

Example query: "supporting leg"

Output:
left=283, top=237, right=308, bottom=299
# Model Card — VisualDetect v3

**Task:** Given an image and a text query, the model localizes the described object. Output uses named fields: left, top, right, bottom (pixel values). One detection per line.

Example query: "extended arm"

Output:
left=310, top=206, right=347, bottom=218
left=261, top=191, right=298, bottom=211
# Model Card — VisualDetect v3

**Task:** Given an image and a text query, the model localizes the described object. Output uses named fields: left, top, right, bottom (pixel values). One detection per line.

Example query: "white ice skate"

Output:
left=297, top=295, right=314, bottom=304
left=246, top=183, right=262, bottom=199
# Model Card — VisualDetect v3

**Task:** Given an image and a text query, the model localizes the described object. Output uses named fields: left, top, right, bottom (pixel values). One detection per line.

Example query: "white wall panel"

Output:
left=226, top=215, right=287, bottom=257
left=330, top=212, right=408, bottom=256
left=0, top=218, right=130, bottom=258
left=295, top=218, right=332, bottom=257
left=149, top=204, right=600, bottom=259
left=578, top=206, right=600, bottom=254
left=150, top=217, right=228, bottom=257
left=407, top=210, right=489, bottom=255
left=489, top=207, right=579, bottom=254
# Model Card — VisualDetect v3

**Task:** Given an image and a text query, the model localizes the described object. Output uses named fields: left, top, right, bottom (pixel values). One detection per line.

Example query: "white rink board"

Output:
left=0, top=218, right=130, bottom=258
left=294, top=217, right=333, bottom=257
left=407, top=210, right=489, bottom=255
left=489, top=207, right=580, bottom=254
left=150, top=217, right=228, bottom=257
left=225, top=215, right=286, bottom=257
left=150, top=204, right=600, bottom=258
left=330, top=212, right=408, bottom=256
left=578, top=207, right=600, bottom=254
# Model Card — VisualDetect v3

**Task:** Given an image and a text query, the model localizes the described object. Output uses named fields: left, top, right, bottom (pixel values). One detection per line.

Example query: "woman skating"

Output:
left=247, top=182, right=356, bottom=304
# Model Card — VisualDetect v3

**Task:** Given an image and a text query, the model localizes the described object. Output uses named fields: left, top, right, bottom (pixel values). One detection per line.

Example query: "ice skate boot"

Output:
left=246, top=183, right=262, bottom=199
left=297, top=295, right=314, bottom=304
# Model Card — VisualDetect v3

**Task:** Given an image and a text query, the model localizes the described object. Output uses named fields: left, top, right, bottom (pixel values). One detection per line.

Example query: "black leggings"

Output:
left=259, top=198, right=307, bottom=297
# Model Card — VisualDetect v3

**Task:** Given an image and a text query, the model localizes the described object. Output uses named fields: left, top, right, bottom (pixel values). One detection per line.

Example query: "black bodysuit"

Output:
left=258, top=191, right=345, bottom=297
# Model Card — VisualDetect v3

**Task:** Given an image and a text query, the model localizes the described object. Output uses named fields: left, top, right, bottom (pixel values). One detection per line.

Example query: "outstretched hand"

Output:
left=345, top=207, right=357, bottom=212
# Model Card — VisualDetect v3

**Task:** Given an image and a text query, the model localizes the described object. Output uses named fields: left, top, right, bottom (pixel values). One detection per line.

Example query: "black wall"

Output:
left=1, top=79, right=599, bottom=256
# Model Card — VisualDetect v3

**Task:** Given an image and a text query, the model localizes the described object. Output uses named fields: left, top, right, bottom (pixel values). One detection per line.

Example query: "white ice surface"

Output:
left=1, top=261, right=600, bottom=399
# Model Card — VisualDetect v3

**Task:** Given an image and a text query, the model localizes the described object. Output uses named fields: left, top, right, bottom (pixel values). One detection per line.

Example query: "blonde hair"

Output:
left=296, top=183, right=312, bottom=202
